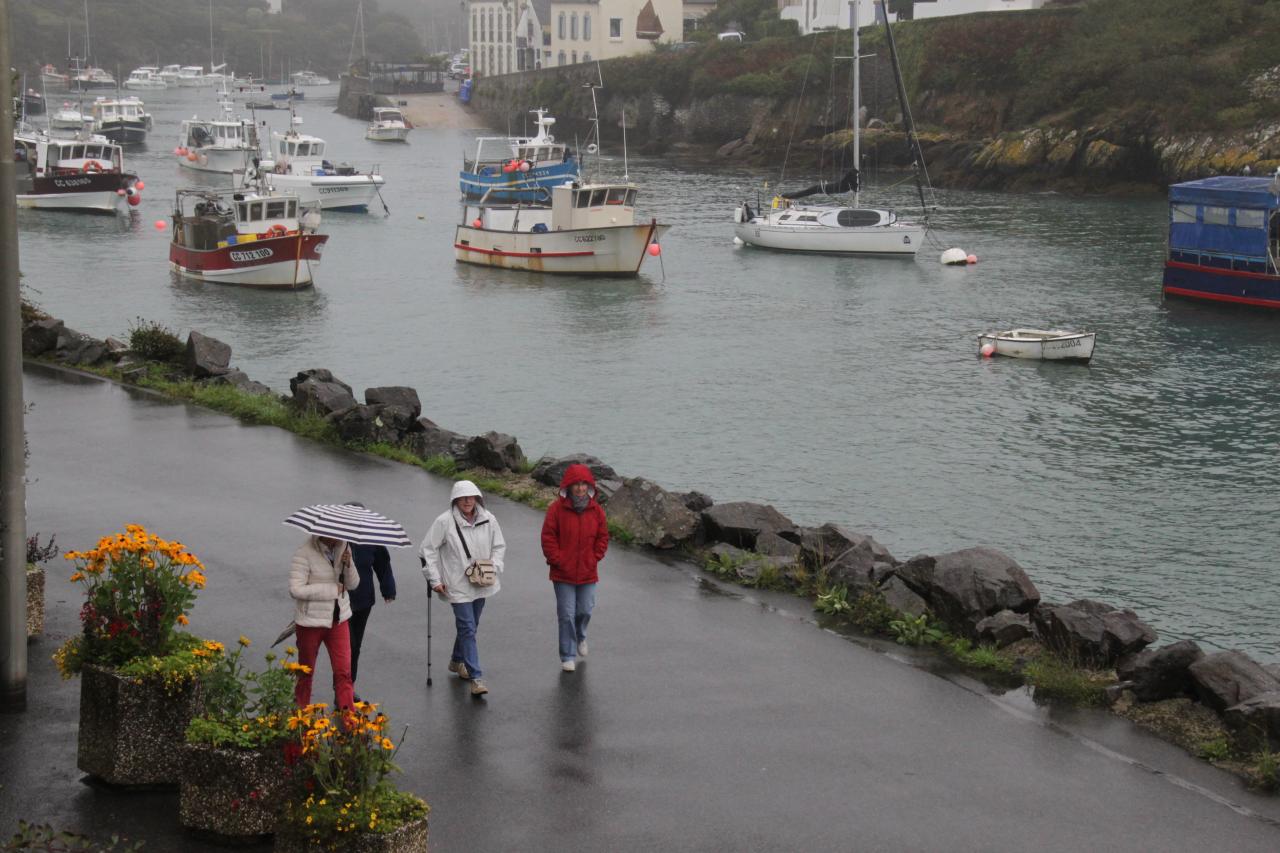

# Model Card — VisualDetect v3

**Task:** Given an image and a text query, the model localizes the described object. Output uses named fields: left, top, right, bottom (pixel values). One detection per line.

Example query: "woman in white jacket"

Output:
left=420, top=480, right=505, bottom=697
left=289, top=535, right=361, bottom=709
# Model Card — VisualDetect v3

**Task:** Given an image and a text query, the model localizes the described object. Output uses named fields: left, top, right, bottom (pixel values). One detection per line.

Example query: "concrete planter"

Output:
left=274, top=814, right=429, bottom=852
left=77, top=663, right=203, bottom=786
left=25, top=563, right=44, bottom=637
left=179, top=742, right=289, bottom=840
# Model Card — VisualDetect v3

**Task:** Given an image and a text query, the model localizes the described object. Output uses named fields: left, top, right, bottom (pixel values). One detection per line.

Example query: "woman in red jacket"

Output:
left=541, top=463, right=610, bottom=672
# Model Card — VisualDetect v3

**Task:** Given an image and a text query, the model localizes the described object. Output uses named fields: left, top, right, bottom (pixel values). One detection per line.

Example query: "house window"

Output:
left=558, top=12, right=566, bottom=39
left=609, top=17, right=621, bottom=38
left=571, top=13, right=578, bottom=39
left=506, top=11, right=512, bottom=40
left=582, top=52, right=591, bottom=62
left=471, top=12, right=477, bottom=42
left=584, top=13, right=591, bottom=40
left=558, top=50, right=566, bottom=66
left=571, top=50, right=577, bottom=63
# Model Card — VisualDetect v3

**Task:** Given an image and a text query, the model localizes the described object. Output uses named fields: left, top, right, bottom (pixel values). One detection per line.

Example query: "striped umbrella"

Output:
left=282, top=504, right=412, bottom=548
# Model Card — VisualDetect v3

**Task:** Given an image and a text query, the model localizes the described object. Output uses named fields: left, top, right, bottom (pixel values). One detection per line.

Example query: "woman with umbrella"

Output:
left=284, top=504, right=412, bottom=709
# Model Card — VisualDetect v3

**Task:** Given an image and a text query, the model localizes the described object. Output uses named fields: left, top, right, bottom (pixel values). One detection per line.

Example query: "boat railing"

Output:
left=1169, top=247, right=1273, bottom=276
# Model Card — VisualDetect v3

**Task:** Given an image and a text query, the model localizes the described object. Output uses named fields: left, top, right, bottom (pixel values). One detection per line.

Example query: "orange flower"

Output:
left=177, top=614, right=190, bottom=625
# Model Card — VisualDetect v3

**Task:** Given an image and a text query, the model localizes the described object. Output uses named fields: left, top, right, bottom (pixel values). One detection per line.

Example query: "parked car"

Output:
left=717, top=31, right=745, bottom=42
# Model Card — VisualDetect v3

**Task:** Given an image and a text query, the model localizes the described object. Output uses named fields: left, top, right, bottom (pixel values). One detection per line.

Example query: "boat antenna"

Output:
left=581, top=62, right=604, bottom=176
left=878, top=0, right=933, bottom=219
left=621, top=108, right=629, bottom=182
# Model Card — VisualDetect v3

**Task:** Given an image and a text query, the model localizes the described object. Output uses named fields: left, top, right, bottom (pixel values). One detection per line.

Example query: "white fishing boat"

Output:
left=12, top=129, right=143, bottom=213
left=240, top=115, right=385, bottom=212
left=158, top=64, right=184, bottom=85
left=176, top=85, right=261, bottom=173
left=977, top=329, right=1096, bottom=362
left=365, top=107, right=411, bottom=143
left=290, top=70, right=331, bottom=86
left=733, top=1, right=929, bottom=257
left=89, top=96, right=152, bottom=145
left=178, top=66, right=206, bottom=87
left=455, top=181, right=668, bottom=276
left=71, top=66, right=116, bottom=91
left=124, top=67, right=167, bottom=89
left=48, top=102, right=91, bottom=137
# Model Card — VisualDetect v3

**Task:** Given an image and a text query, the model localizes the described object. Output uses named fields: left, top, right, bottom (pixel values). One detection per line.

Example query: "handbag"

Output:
left=454, top=520, right=497, bottom=587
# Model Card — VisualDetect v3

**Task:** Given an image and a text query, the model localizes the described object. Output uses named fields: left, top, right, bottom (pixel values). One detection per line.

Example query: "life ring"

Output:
left=270, top=224, right=287, bottom=236
left=82, top=161, right=103, bottom=173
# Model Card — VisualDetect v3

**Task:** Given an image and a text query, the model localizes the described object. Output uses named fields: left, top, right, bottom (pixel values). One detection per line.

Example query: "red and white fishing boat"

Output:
left=12, top=128, right=142, bottom=213
left=169, top=186, right=327, bottom=288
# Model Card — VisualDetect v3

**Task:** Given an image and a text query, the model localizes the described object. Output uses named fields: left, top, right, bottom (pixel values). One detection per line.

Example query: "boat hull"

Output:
left=95, top=122, right=149, bottom=146
left=734, top=220, right=924, bottom=256
left=169, top=234, right=328, bottom=288
left=178, top=147, right=256, bottom=174
left=253, top=173, right=383, bottom=212
left=978, top=332, right=1095, bottom=362
left=460, top=161, right=579, bottom=202
left=454, top=221, right=669, bottom=276
left=1162, top=261, right=1280, bottom=309
left=15, top=172, right=134, bottom=214
left=366, top=127, right=410, bottom=143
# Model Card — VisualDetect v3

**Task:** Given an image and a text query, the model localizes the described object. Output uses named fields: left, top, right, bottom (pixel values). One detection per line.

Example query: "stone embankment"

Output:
left=21, top=308, right=1280, bottom=783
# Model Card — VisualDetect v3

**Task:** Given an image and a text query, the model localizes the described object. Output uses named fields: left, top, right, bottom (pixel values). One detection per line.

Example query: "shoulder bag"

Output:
left=454, top=519, right=497, bottom=587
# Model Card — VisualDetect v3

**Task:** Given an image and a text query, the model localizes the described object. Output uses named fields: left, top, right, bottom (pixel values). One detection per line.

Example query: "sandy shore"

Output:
left=399, top=91, right=482, bottom=130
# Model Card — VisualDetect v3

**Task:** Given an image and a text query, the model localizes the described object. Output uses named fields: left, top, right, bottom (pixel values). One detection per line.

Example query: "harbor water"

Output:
left=17, top=87, right=1280, bottom=659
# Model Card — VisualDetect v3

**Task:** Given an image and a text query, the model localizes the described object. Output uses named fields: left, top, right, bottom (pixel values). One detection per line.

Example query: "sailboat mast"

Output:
left=83, top=0, right=90, bottom=66
left=850, top=1, right=859, bottom=207
left=879, top=0, right=931, bottom=217
left=209, top=0, right=215, bottom=75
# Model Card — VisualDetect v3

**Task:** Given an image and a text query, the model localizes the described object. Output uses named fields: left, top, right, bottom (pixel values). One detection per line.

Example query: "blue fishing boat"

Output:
left=1163, top=175, right=1280, bottom=308
left=459, top=109, right=580, bottom=203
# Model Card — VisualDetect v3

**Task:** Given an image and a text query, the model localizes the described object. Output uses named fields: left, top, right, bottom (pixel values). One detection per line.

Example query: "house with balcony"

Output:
left=548, top=0, right=682, bottom=67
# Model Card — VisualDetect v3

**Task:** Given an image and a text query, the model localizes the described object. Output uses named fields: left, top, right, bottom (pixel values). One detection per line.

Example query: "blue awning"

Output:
left=1168, top=176, right=1280, bottom=211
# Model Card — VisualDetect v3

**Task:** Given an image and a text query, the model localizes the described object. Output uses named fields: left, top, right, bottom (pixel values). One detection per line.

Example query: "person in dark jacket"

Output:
left=345, top=504, right=397, bottom=700
left=540, top=463, right=609, bottom=672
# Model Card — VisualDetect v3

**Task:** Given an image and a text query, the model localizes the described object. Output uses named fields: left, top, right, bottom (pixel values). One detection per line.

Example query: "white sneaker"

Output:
left=561, top=660, right=576, bottom=672
left=577, top=641, right=588, bottom=658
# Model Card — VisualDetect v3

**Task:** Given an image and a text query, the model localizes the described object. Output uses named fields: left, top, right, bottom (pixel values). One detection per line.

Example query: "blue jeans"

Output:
left=554, top=582, right=596, bottom=662
left=451, top=598, right=486, bottom=679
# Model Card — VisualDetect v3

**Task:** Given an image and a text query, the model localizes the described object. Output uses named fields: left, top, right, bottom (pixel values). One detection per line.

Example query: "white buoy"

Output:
left=940, top=247, right=968, bottom=265
left=732, top=236, right=744, bottom=246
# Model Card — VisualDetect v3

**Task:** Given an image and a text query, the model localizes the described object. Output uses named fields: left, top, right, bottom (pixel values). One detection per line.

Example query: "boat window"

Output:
left=249, top=201, right=263, bottom=220
left=279, top=141, right=287, bottom=155
left=238, top=203, right=248, bottom=220
left=314, top=142, right=324, bottom=156
left=589, top=189, right=606, bottom=206
left=1236, top=209, right=1265, bottom=229
left=1203, top=206, right=1230, bottom=226
left=575, top=190, right=591, bottom=208
left=625, top=189, right=637, bottom=206
left=266, top=200, right=287, bottom=219
left=287, top=200, right=297, bottom=218
left=798, top=215, right=819, bottom=222
left=299, top=143, right=310, bottom=156
left=836, top=209, right=884, bottom=227
left=606, top=187, right=627, bottom=205
left=1170, top=204, right=1196, bottom=223
left=71, top=144, right=85, bottom=160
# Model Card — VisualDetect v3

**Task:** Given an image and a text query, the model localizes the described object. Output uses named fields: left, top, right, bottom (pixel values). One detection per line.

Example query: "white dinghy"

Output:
left=978, top=329, right=1096, bottom=362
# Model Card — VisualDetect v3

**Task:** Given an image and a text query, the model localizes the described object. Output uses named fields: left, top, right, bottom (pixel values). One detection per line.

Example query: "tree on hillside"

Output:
left=699, top=0, right=799, bottom=40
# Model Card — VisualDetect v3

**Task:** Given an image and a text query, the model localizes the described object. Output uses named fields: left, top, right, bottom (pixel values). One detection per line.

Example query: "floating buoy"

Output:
left=648, top=243, right=661, bottom=256
left=733, top=236, right=744, bottom=246
left=980, top=343, right=996, bottom=358
left=127, top=194, right=141, bottom=207
left=940, top=247, right=967, bottom=265
left=116, top=188, right=126, bottom=197
left=518, top=160, right=530, bottom=172
left=967, top=254, right=978, bottom=265
left=186, top=152, right=198, bottom=162
left=135, top=180, right=145, bottom=191
left=417, top=214, right=425, bottom=220
left=125, top=186, right=137, bottom=197
left=471, top=218, right=482, bottom=228
left=154, top=220, right=167, bottom=231
left=172, top=147, right=183, bottom=156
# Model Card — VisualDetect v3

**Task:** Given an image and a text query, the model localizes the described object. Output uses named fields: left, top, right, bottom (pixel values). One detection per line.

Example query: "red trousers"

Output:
left=294, top=620, right=354, bottom=710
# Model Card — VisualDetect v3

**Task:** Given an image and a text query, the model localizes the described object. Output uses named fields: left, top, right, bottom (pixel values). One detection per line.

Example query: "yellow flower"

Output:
left=285, top=646, right=298, bottom=658
left=242, top=723, right=250, bottom=731
left=305, top=816, right=312, bottom=825
left=237, top=635, right=251, bottom=648
left=204, top=640, right=224, bottom=653
left=381, top=738, right=394, bottom=750
left=68, top=571, right=85, bottom=582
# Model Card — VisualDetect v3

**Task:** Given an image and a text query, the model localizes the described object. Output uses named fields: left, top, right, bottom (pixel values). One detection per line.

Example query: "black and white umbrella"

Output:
left=282, top=504, right=413, bottom=548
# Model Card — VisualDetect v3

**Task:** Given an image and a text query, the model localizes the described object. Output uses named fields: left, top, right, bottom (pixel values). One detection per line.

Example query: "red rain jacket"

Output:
left=541, top=463, right=610, bottom=585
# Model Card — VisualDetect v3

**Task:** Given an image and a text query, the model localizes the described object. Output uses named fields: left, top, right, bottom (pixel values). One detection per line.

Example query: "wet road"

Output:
left=5, top=364, right=1280, bottom=852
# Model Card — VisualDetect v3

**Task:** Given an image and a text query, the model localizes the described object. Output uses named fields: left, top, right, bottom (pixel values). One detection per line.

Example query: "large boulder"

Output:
left=1223, top=692, right=1280, bottom=750
left=333, top=405, right=411, bottom=446
left=365, top=386, right=421, bottom=420
left=606, top=477, right=699, bottom=549
left=754, top=531, right=801, bottom=561
left=184, top=331, right=231, bottom=378
left=902, top=547, right=1040, bottom=636
left=406, top=418, right=470, bottom=463
left=1116, top=640, right=1204, bottom=702
left=22, top=317, right=64, bottom=356
left=58, top=330, right=108, bottom=366
left=466, top=431, right=526, bottom=472
left=975, top=610, right=1033, bottom=649
left=799, top=523, right=896, bottom=569
left=1033, top=599, right=1157, bottom=666
left=701, top=502, right=797, bottom=549
left=530, top=454, right=619, bottom=488
left=1188, top=651, right=1280, bottom=713
left=289, top=369, right=356, bottom=416
left=680, top=491, right=714, bottom=513
left=881, top=576, right=929, bottom=619
left=201, top=369, right=273, bottom=397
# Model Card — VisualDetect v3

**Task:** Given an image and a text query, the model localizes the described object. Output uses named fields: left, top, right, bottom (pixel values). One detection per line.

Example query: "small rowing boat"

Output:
left=977, top=329, right=1095, bottom=362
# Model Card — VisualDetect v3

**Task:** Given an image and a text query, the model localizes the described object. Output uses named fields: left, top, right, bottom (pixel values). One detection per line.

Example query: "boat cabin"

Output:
left=13, top=134, right=122, bottom=176
left=549, top=182, right=638, bottom=229
left=91, top=98, right=148, bottom=125
left=181, top=117, right=259, bottom=151
left=173, top=187, right=304, bottom=250
left=466, top=109, right=567, bottom=171
left=1166, top=176, right=1280, bottom=276
left=371, top=108, right=406, bottom=125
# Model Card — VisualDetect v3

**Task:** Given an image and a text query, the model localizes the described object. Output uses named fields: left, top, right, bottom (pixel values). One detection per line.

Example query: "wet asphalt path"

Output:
left=5, top=364, right=1280, bottom=852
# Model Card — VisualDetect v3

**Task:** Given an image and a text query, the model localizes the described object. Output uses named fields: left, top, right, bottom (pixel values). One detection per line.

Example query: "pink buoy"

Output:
left=116, top=188, right=126, bottom=196
left=187, top=152, right=198, bottom=162
left=154, top=220, right=167, bottom=231
left=172, top=147, right=182, bottom=156
left=648, top=243, right=661, bottom=256
left=135, top=180, right=145, bottom=191
left=471, top=218, right=482, bottom=228
left=127, top=194, right=141, bottom=207
left=967, top=254, right=978, bottom=264
left=980, top=343, right=996, bottom=358
left=518, top=161, right=530, bottom=173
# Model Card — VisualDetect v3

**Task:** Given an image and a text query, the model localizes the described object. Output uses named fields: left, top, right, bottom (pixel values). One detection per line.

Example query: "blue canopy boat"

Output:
left=459, top=109, right=579, bottom=203
left=1163, top=175, right=1280, bottom=308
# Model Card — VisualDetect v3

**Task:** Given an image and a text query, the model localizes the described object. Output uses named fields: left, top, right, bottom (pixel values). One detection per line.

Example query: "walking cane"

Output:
left=421, top=556, right=432, bottom=686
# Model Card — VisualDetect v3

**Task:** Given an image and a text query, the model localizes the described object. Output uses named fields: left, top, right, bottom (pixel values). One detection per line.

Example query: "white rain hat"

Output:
left=450, top=480, right=484, bottom=504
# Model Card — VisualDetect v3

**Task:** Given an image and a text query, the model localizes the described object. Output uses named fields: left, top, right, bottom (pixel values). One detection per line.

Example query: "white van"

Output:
left=717, top=31, right=745, bottom=42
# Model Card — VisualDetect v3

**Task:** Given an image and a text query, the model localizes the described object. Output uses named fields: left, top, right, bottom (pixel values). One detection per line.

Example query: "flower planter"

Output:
left=77, top=663, right=203, bottom=786
left=26, top=563, right=44, bottom=637
left=179, top=743, right=289, bottom=840
left=273, top=815, right=429, bottom=853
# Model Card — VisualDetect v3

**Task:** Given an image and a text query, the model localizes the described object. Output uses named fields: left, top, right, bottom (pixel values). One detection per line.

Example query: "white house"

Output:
left=470, top=0, right=551, bottom=77
left=780, top=0, right=1044, bottom=36
left=547, top=0, right=683, bottom=67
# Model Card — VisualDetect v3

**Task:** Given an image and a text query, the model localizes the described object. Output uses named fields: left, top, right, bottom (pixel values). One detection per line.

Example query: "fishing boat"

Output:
left=89, top=96, right=152, bottom=145
left=733, top=1, right=928, bottom=257
left=290, top=70, right=331, bottom=86
left=176, top=86, right=261, bottom=173
left=977, top=329, right=1096, bottom=362
left=455, top=181, right=668, bottom=276
left=271, top=88, right=304, bottom=101
left=1161, top=174, right=1280, bottom=309
left=240, top=115, right=385, bottom=212
left=47, top=102, right=90, bottom=137
left=12, top=129, right=143, bottom=213
left=178, top=66, right=207, bottom=86
left=40, top=64, right=69, bottom=90
left=365, top=107, right=411, bottom=143
left=169, top=186, right=327, bottom=288
left=71, top=66, right=116, bottom=91
left=124, top=67, right=167, bottom=89
left=20, top=90, right=45, bottom=116
left=460, top=109, right=580, bottom=202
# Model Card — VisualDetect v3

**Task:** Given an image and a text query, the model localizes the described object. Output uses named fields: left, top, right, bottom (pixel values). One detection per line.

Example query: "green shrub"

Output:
left=815, top=584, right=853, bottom=617
left=888, top=613, right=945, bottom=647
left=1197, top=736, right=1232, bottom=762
left=127, top=317, right=184, bottom=362
left=848, top=591, right=899, bottom=634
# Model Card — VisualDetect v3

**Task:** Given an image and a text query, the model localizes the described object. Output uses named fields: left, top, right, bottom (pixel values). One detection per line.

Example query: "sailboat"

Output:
left=733, top=0, right=928, bottom=257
